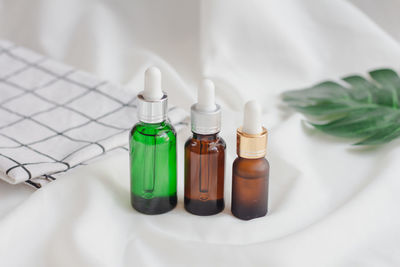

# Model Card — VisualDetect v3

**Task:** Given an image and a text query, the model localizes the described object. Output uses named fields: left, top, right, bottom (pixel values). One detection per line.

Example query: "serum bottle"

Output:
left=231, top=100, right=269, bottom=220
left=184, top=79, right=226, bottom=215
left=130, top=67, right=177, bottom=214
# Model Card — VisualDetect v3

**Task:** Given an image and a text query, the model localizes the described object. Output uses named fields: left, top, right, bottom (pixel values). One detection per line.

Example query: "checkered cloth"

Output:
left=0, top=40, right=187, bottom=188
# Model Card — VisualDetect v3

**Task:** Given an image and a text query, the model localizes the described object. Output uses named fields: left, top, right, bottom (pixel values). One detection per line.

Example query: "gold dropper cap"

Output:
left=236, top=127, right=268, bottom=159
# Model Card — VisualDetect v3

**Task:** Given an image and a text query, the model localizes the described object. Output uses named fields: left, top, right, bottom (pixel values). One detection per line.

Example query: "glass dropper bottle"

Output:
left=231, top=100, right=269, bottom=220
left=129, top=67, right=177, bottom=215
left=184, top=79, right=226, bottom=215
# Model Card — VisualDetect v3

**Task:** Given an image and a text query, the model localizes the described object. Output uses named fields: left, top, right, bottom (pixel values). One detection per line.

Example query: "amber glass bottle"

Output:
left=184, top=133, right=225, bottom=215
left=184, top=79, right=226, bottom=216
left=231, top=100, right=269, bottom=220
left=232, top=157, right=269, bottom=220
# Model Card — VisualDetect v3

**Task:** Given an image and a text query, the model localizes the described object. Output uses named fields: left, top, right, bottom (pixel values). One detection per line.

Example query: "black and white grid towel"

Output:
left=0, top=40, right=187, bottom=188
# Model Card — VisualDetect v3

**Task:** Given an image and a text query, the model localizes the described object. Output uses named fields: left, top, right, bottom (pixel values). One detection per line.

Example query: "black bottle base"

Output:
left=231, top=205, right=268, bottom=221
left=184, top=197, right=224, bottom=216
left=131, top=194, right=177, bottom=215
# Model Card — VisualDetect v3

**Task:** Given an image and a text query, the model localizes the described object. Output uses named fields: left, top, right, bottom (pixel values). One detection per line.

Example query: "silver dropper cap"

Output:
left=191, top=79, right=221, bottom=134
left=137, top=67, right=168, bottom=123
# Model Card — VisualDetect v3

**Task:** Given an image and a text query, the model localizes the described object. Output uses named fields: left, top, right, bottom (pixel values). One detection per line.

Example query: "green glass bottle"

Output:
left=129, top=67, right=177, bottom=214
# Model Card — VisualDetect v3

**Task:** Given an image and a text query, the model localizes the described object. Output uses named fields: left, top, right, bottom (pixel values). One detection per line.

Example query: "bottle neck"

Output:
left=139, top=120, right=167, bottom=128
left=192, top=132, right=219, bottom=141
left=237, top=155, right=265, bottom=160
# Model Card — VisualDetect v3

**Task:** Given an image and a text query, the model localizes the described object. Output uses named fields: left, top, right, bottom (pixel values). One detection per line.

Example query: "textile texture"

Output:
left=0, top=40, right=187, bottom=187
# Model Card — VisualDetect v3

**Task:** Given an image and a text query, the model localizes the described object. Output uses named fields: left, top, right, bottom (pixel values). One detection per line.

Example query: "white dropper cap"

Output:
left=137, top=66, right=168, bottom=123
left=143, top=67, right=163, bottom=101
left=190, top=79, right=221, bottom=134
left=242, top=100, right=262, bottom=134
left=196, top=79, right=217, bottom=111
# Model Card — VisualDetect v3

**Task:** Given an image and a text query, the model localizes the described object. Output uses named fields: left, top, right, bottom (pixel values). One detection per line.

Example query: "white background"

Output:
left=1, top=0, right=400, bottom=266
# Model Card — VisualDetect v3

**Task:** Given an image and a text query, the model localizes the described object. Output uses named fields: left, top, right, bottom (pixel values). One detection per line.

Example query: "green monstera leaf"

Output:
left=282, top=68, right=400, bottom=145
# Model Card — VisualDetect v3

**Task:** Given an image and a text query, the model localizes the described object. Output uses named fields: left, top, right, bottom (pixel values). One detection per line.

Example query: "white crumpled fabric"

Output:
left=0, top=0, right=400, bottom=266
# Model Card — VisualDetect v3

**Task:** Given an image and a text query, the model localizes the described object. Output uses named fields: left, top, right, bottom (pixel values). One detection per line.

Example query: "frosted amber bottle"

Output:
left=184, top=133, right=225, bottom=215
left=231, top=100, right=269, bottom=220
left=232, top=157, right=269, bottom=220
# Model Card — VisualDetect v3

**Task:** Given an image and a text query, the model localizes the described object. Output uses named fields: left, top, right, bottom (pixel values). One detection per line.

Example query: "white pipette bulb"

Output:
left=242, top=100, right=262, bottom=134
left=143, top=67, right=163, bottom=101
left=196, top=79, right=217, bottom=111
